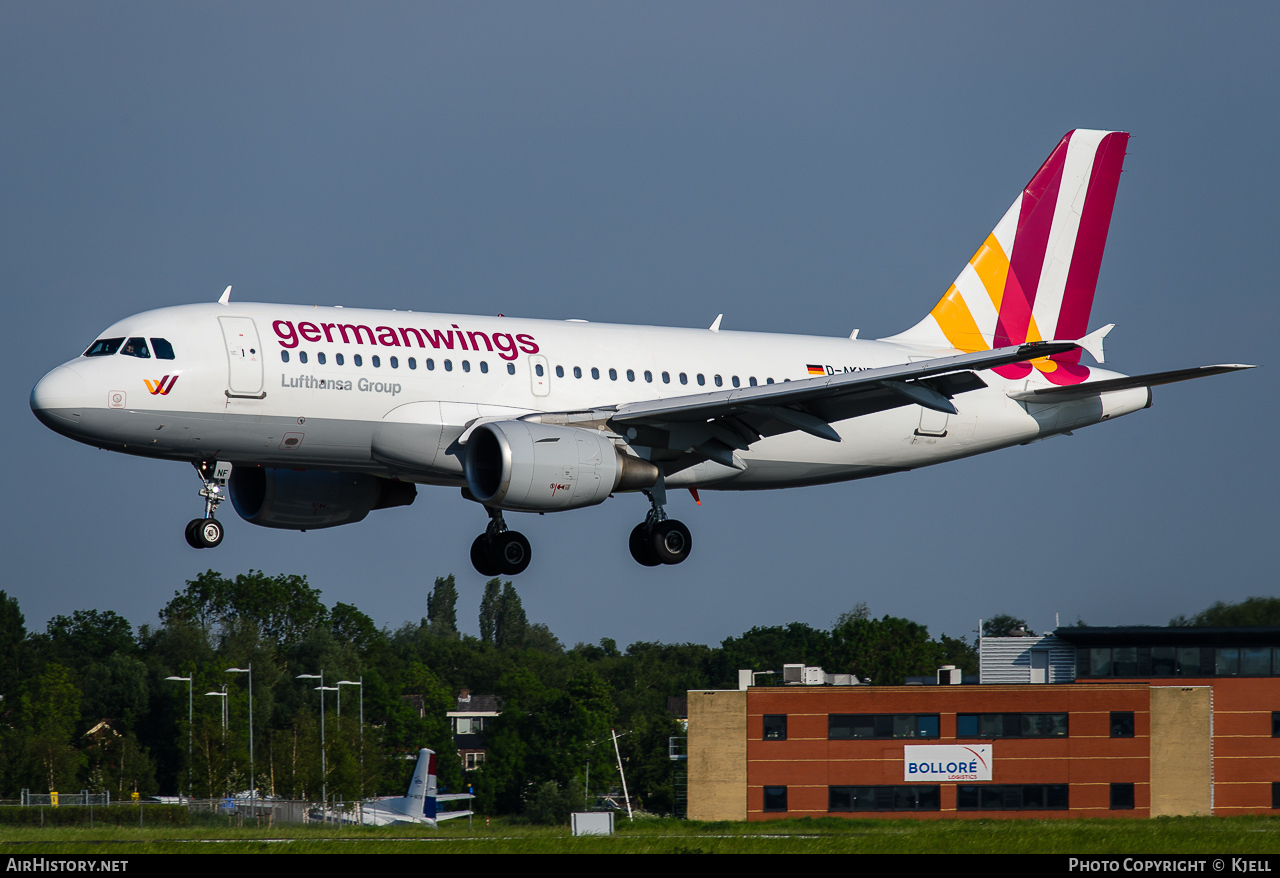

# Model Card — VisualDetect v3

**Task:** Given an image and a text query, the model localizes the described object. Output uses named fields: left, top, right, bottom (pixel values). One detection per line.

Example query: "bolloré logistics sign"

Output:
left=903, top=744, right=992, bottom=782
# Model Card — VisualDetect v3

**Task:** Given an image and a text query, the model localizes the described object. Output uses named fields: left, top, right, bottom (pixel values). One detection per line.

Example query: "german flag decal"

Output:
left=807, top=364, right=826, bottom=376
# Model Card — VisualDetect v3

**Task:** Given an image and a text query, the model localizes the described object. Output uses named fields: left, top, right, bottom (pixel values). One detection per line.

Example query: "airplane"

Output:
left=30, top=129, right=1253, bottom=576
left=342, top=748, right=474, bottom=826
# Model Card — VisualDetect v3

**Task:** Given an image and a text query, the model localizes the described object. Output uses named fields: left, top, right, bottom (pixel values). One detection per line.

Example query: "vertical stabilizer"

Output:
left=885, top=130, right=1128, bottom=385
left=403, top=748, right=438, bottom=819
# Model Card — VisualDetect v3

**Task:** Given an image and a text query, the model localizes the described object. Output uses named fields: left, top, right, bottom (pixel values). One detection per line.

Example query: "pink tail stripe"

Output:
left=993, top=132, right=1072, bottom=348
left=1052, top=131, right=1129, bottom=364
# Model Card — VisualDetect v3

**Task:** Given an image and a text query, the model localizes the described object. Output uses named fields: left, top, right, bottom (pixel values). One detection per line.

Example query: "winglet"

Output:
left=1077, top=323, right=1114, bottom=364
left=218, top=285, right=232, bottom=305
left=709, top=314, right=723, bottom=332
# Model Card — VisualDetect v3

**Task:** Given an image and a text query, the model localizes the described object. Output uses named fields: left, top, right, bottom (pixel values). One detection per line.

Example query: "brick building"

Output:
left=687, top=627, right=1280, bottom=821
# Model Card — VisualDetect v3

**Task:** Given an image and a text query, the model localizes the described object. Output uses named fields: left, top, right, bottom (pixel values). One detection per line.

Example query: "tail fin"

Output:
left=403, top=748, right=439, bottom=819
left=886, top=129, right=1129, bottom=384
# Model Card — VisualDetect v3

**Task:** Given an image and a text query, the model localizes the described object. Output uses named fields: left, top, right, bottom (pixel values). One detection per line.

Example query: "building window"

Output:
left=762, top=786, right=787, bottom=812
left=829, top=786, right=940, bottom=812
left=955, top=714, right=1068, bottom=738
left=1273, top=712, right=1280, bottom=738
left=957, top=785, right=1069, bottom=811
left=1273, top=782, right=1280, bottom=810
left=1110, top=712, right=1136, bottom=738
left=828, top=714, right=940, bottom=740
left=464, top=752, right=486, bottom=771
left=762, top=715, right=787, bottom=741
left=1110, top=783, right=1135, bottom=810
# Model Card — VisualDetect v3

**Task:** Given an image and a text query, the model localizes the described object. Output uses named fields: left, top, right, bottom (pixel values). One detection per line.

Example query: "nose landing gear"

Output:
left=185, top=460, right=230, bottom=549
left=629, top=481, right=692, bottom=567
left=470, top=508, right=532, bottom=576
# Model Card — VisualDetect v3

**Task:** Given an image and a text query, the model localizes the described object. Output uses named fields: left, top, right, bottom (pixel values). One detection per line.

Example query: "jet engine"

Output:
left=463, top=421, right=658, bottom=512
left=229, top=467, right=416, bottom=530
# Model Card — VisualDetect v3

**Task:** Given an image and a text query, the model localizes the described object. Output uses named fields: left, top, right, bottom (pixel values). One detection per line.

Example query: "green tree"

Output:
left=981, top=614, right=1035, bottom=638
left=161, top=570, right=328, bottom=646
left=330, top=602, right=379, bottom=655
left=17, top=663, right=83, bottom=791
left=0, top=590, right=26, bottom=701
left=495, top=582, right=528, bottom=650
left=46, top=609, right=137, bottom=668
left=426, top=575, right=459, bottom=637
left=828, top=614, right=946, bottom=685
left=1171, top=597, right=1280, bottom=627
left=479, top=579, right=501, bottom=644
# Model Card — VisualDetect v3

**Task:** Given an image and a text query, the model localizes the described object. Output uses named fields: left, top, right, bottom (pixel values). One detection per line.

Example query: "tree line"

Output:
left=5, top=573, right=1251, bottom=816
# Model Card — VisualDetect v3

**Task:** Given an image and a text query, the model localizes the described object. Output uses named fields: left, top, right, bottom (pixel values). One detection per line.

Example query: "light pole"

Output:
left=337, top=679, right=363, bottom=796
left=227, top=665, right=254, bottom=817
left=205, top=686, right=229, bottom=797
left=296, top=673, right=328, bottom=809
left=165, top=675, right=193, bottom=800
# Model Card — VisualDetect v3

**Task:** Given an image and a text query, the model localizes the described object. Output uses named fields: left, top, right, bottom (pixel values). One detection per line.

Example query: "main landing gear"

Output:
left=470, top=508, right=532, bottom=576
left=629, top=484, right=692, bottom=567
left=185, top=460, right=230, bottom=549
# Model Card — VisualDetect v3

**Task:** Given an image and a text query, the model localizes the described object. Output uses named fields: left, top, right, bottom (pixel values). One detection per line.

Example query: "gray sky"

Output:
left=3, top=2, right=1276, bottom=650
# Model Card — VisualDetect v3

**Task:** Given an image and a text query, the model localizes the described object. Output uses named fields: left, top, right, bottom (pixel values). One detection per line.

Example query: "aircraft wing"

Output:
left=593, top=341, right=1078, bottom=469
left=1006, top=364, right=1256, bottom=403
left=436, top=793, right=475, bottom=802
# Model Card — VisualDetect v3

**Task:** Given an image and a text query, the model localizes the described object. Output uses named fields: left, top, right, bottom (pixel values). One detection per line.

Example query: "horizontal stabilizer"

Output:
left=1007, top=364, right=1256, bottom=402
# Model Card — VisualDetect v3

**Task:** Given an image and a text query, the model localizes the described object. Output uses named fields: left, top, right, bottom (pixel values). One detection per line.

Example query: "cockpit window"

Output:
left=150, top=338, right=175, bottom=360
left=120, top=337, right=151, bottom=358
left=84, top=338, right=125, bottom=357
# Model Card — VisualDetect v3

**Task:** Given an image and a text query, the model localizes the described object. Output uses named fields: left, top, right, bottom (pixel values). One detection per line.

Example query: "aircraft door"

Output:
left=219, top=316, right=265, bottom=397
left=529, top=355, right=550, bottom=397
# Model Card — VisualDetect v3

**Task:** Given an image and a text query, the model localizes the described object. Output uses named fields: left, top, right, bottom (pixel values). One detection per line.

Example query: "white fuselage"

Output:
left=30, top=302, right=1151, bottom=493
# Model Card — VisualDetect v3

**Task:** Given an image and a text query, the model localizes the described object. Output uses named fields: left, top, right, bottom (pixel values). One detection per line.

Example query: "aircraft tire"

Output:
left=629, top=523, right=661, bottom=566
left=196, top=518, right=224, bottom=548
left=185, top=519, right=204, bottom=549
left=650, top=519, right=691, bottom=565
left=470, top=534, right=502, bottom=577
left=494, top=531, right=532, bottom=575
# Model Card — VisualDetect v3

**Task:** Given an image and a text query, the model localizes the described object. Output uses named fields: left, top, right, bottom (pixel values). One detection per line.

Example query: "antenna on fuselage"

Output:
left=218, top=285, right=232, bottom=305
left=709, top=314, right=723, bottom=332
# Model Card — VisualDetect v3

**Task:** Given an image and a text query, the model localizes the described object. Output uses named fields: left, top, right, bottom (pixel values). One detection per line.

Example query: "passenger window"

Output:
left=336, top=353, right=345, bottom=366
left=318, top=352, right=327, bottom=365
left=574, top=366, right=582, bottom=379
left=591, top=367, right=600, bottom=380
left=662, top=371, right=670, bottom=384
left=84, top=338, right=125, bottom=357
left=556, top=365, right=564, bottom=378
left=627, top=369, right=635, bottom=382
left=507, top=363, right=515, bottom=375
left=281, top=350, right=291, bottom=363
left=444, top=359, right=453, bottom=371
left=408, top=357, right=416, bottom=369
left=427, top=358, right=435, bottom=370
left=121, top=337, right=151, bottom=358
left=462, top=360, right=470, bottom=372
left=299, top=351, right=308, bottom=364
left=390, top=356, right=399, bottom=368
left=644, top=370, right=652, bottom=383
left=679, top=372, right=688, bottom=385
left=697, top=374, right=705, bottom=386
left=354, top=354, right=363, bottom=367
left=536, top=364, right=545, bottom=377
left=372, top=355, right=381, bottom=368
left=732, top=376, right=740, bottom=387
left=608, top=368, right=617, bottom=381
left=749, top=377, right=757, bottom=386
left=766, top=378, right=774, bottom=384
left=714, top=374, right=723, bottom=387
left=150, top=338, right=176, bottom=360
left=480, top=361, right=489, bottom=373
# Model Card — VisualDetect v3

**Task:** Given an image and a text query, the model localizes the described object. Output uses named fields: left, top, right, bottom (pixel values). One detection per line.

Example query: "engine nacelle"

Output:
left=229, top=467, right=416, bottom=530
left=463, top=421, right=658, bottom=512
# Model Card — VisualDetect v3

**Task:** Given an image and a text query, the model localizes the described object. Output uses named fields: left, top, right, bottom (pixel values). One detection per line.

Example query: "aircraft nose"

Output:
left=31, top=364, right=86, bottom=428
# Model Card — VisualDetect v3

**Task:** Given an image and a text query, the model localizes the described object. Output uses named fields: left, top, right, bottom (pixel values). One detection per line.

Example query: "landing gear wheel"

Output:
left=185, top=519, right=204, bottom=549
left=470, top=534, right=501, bottom=577
left=650, top=519, right=691, bottom=565
left=195, top=518, right=224, bottom=548
left=492, top=531, right=532, bottom=575
left=629, top=523, right=661, bottom=567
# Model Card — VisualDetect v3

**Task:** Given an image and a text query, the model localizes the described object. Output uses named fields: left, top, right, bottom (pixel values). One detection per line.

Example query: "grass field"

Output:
left=3, top=816, right=1280, bottom=854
